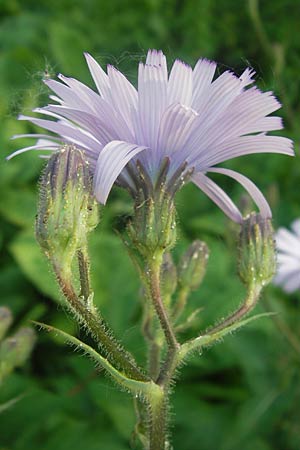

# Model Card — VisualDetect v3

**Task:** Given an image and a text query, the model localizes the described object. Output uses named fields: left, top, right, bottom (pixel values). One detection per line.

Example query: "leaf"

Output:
left=9, top=230, right=60, bottom=302
left=179, top=312, right=277, bottom=360
left=0, top=187, right=36, bottom=227
left=34, top=321, right=161, bottom=401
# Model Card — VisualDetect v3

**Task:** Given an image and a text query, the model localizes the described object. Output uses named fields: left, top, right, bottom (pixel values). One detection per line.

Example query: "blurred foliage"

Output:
left=0, top=306, right=36, bottom=415
left=1, top=0, right=300, bottom=449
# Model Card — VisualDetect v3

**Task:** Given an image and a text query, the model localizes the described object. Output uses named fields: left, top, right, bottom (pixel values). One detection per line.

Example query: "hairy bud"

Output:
left=177, top=240, right=209, bottom=292
left=36, top=145, right=99, bottom=272
left=238, top=213, right=276, bottom=288
left=127, top=192, right=176, bottom=260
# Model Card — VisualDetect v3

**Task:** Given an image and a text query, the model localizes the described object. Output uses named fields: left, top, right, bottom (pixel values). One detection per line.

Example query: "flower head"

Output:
left=36, top=145, right=99, bottom=272
left=274, top=219, right=300, bottom=293
left=9, top=50, right=293, bottom=222
left=238, top=213, right=276, bottom=288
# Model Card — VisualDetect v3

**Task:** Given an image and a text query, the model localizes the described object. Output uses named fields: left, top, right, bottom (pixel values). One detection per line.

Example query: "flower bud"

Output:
left=177, top=240, right=209, bottom=292
left=0, top=307, right=13, bottom=341
left=127, top=193, right=176, bottom=260
left=36, top=145, right=99, bottom=271
left=238, top=213, right=276, bottom=288
left=0, top=327, right=36, bottom=383
left=161, top=253, right=177, bottom=303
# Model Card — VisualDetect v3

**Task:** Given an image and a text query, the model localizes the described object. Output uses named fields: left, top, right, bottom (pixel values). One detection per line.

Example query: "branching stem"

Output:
left=54, top=266, right=148, bottom=382
left=147, top=258, right=179, bottom=351
left=207, top=283, right=262, bottom=335
left=145, top=255, right=181, bottom=448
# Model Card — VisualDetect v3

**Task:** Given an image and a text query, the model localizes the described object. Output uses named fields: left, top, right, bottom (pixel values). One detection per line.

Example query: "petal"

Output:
left=276, top=228, right=300, bottom=255
left=107, top=65, right=138, bottom=131
left=273, top=266, right=300, bottom=290
left=195, top=134, right=294, bottom=169
left=185, top=72, right=245, bottom=158
left=212, top=88, right=282, bottom=138
left=192, top=58, right=216, bottom=110
left=17, top=114, right=102, bottom=154
left=45, top=75, right=132, bottom=141
left=282, top=271, right=300, bottom=293
left=56, top=75, right=134, bottom=141
left=146, top=49, right=168, bottom=75
left=84, top=52, right=111, bottom=99
left=157, top=103, right=198, bottom=167
left=7, top=142, right=59, bottom=160
left=57, top=73, right=103, bottom=108
left=194, top=71, right=243, bottom=126
left=208, top=167, right=272, bottom=219
left=11, top=133, right=61, bottom=141
left=239, top=68, right=256, bottom=87
left=190, top=88, right=282, bottom=156
left=40, top=106, right=116, bottom=145
left=192, top=172, right=242, bottom=222
left=93, top=140, right=147, bottom=204
left=168, top=60, right=193, bottom=107
left=137, top=59, right=168, bottom=151
left=291, top=219, right=300, bottom=237
left=277, top=253, right=300, bottom=268
left=44, top=79, right=91, bottom=112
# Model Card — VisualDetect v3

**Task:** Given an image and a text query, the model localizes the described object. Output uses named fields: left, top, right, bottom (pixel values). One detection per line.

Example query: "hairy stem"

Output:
left=207, top=283, right=262, bottom=335
left=144, top=256, right=180, bottom=448
left=147, top=258, right=179, bottom=351
left=55, top=266, right=148, bottom=382
left=77, top=249, right=91, bottom=301
left=149, top=389, right=168, bottom=450
left=141, top=300, right=162, bottom=380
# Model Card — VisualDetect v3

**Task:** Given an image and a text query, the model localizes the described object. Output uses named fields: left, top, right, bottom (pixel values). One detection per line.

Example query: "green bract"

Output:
left=36, top=145, right=99, bottom=273
left=238, top=213, right=276, bottom=288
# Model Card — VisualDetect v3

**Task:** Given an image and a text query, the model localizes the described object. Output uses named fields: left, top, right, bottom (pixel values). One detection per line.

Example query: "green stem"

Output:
left=141, top=292, right=162, bottom=380
left=157, top=347, right=179, bottom=386
left=149, top=389, right=168, bottom=450
left=207, top=283, right=262, bottom=335
left=77, top=249, right=91, bottom=301
left=179, top=311, right=275, bottom=361
left=145, top=256, right=180, bottom=447
left=132, top=398, right=148, bottom=449
left=54, top=266, right=148, bottom=382
left=147, top=258, right=179, bottom=351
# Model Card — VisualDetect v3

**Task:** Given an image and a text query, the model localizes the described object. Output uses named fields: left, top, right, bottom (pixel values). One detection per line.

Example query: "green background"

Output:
left=1, top=0, right=300, bottom=449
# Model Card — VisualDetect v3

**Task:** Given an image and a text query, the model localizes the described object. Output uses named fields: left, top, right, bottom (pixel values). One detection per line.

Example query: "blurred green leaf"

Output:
left=0, top=187, right=36, bottom=227
left=9, top=230, right=60, bottom=302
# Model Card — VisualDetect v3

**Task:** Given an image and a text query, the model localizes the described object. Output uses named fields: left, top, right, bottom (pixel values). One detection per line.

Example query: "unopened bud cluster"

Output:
left=126, top=190, right=176, bottom=261
left=36, top=145, right=99, bottom=271
left=238, top=213, right=276, bottom=288
left=125, top=159, right=195, bottom=262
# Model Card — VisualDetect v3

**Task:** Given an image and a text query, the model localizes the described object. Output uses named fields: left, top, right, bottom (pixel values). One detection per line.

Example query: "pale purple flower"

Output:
left=274, top=219, right=300, bottom=293
left=9, top=49, right=293, bottom=222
